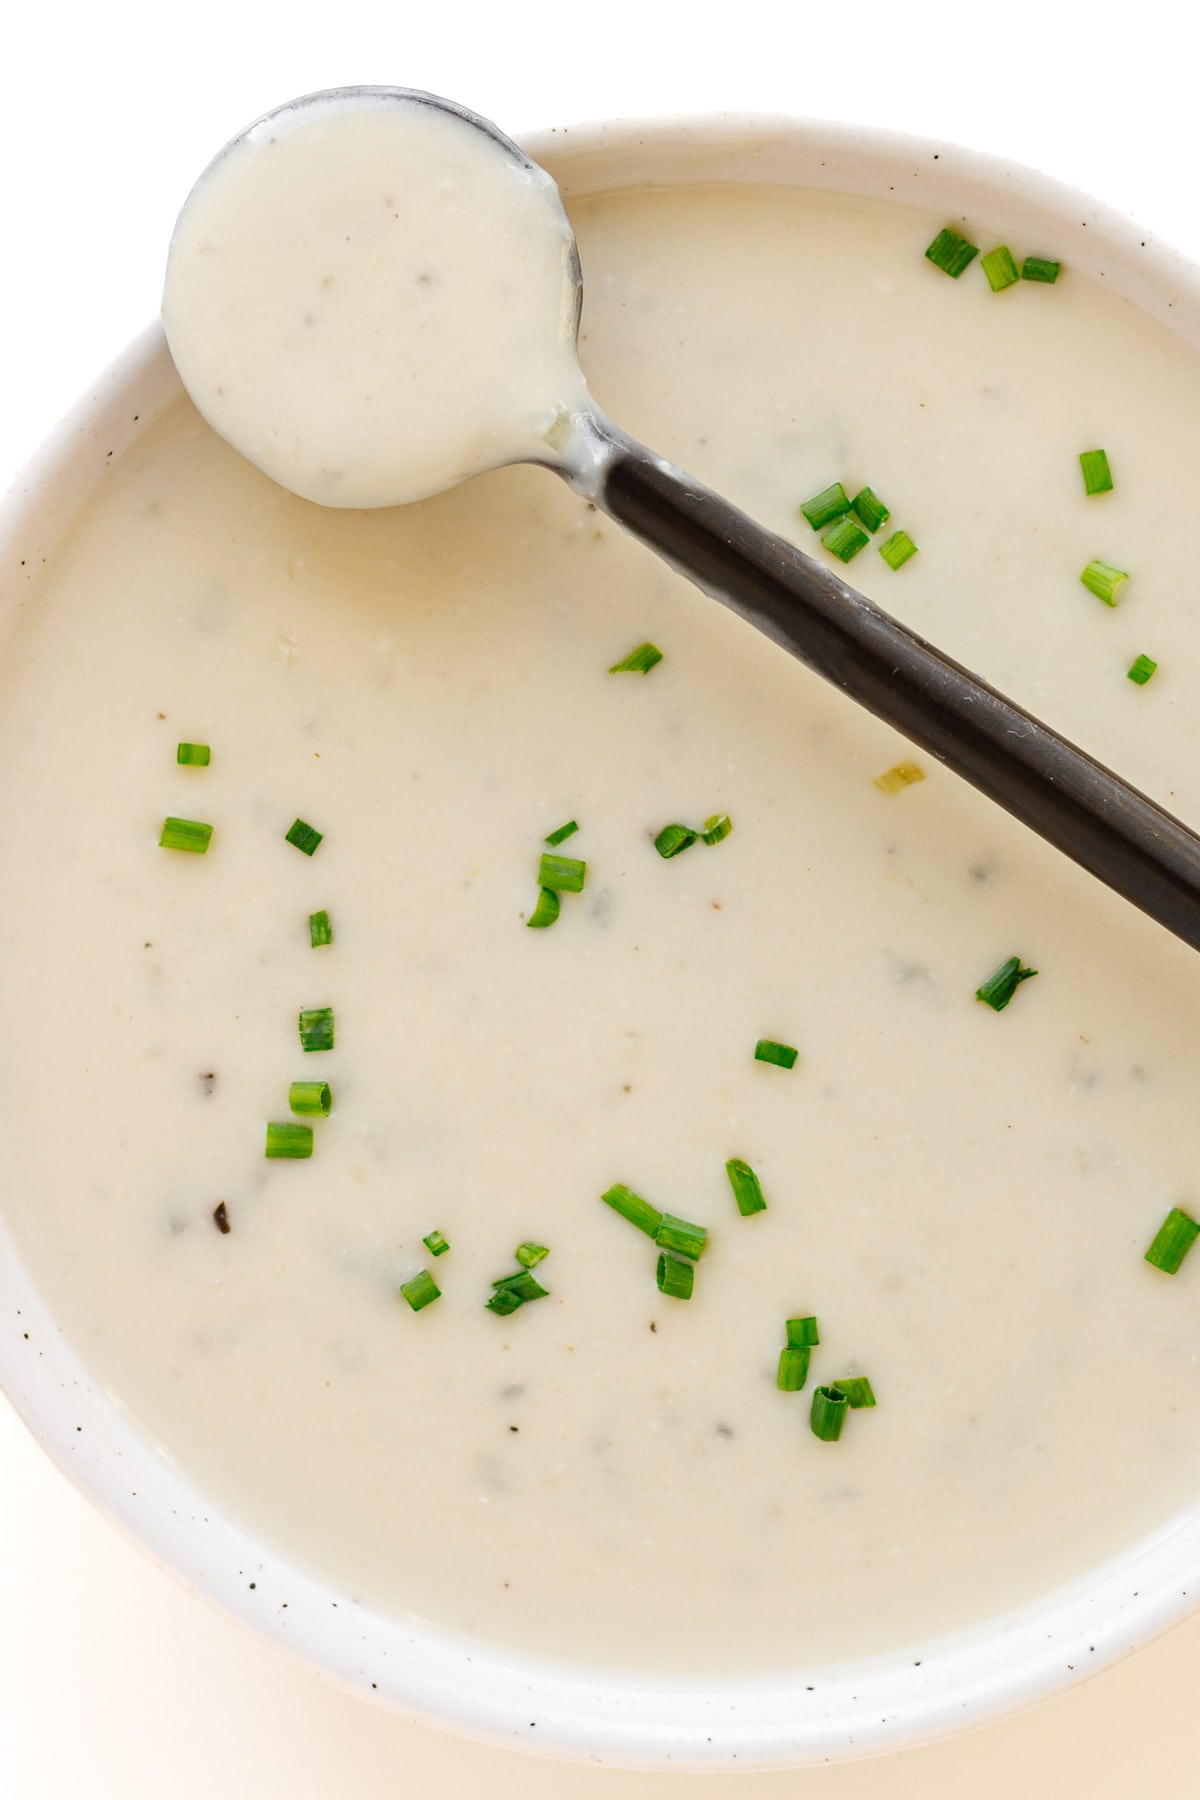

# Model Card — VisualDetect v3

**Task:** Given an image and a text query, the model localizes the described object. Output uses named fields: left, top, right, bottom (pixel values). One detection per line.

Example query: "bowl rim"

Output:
left=3, top=110, right=1200, bottom=1772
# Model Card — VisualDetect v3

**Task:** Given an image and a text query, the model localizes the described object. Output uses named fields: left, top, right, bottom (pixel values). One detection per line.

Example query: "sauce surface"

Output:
left=5, top=183, right=1200, bottom=1677
left=162, top=90, right=585, bottom=508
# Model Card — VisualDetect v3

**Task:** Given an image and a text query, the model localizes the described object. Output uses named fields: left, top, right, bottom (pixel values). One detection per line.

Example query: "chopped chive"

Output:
left=655, top=823, right=697, bottom=859
left=777, top=1346, right=811, bottom=1392
left=810, top=1384, right=849, bottom=1441
left=285, top=818, right=322, bottom=856
left=656, top=1250, right=695, bottom=1300
left=298, top=1006, right=335, bottom=1052
left=212, top=1201, right=231, bottom=1234
left=787, top=1316, right=820, bottom=1348
left=486, top=1269, right=549, bottom=1314
left=655, top=1213, right=708, bottom=1260
left=1079, top=449, right=1114, bottom=495
left=975, top=955, right=1038, bottom=1012
left=544, top=819, right=579, bottom=847
left=755, top=1038, right=799, bottom=1070
left=874, top=760, right=925, bottom=795
left=288, top=1080, right=331, bottom=1117
left=1127, top=653, right=1158, bottom=686
left=265, top=1121, right=313, bottom=1159
left=538, top=852, right=586, bottom=893
left=701, top=813, right=733, bottom=845
left=609, top=642, right=663, bottom=674
left=516, top=1241, right=549, bottom=1269
left=980, top=245, right=1020, bottom=292
left=159, top=816, right=213, bottom=853
left=423, top=1229, right=450, bottom=1258
left=821, top=516, right=871, bottom=563
left=176, top=742, right=210, bottom=766
left=924, top=227, right=979, bottom=279
left=835, top=1376, right=877, bottom=1409
left=525, top=886, right=561, bottom=929
left=799, top=482, right=852, bottom=531
left=308, top=908, right=332, bottom=947
left=601, top=1182, right=663, bottom=1238
left=725, top=1157, right=766, bottom=1217
left=400, top=1270, right=441, bottom=1312
left=1021, top=256, right=1061, bottom=284
left=1081, top=559, right=1128, bottom=606
left=491, top=1270, right=550, bottom=1299
left=879, top=529, right=918, bottom=570
left=1145, top=1207, right=1200, bottom=1275
left=881, top=759, right=928, bottom=795
left=851, top=487, right=890, bottom=534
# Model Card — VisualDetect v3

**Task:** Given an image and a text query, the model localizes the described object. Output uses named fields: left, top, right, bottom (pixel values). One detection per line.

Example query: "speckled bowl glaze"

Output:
left=3, top=117, right=1200, bottom=1771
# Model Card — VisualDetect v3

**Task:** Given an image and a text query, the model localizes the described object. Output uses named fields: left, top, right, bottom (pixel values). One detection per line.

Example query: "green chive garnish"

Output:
left=298, top=1006, right=335, bottom=1052
left=980, top=245, right=1019, bottom=292
left=851, top=487, right=890, bottom=534
left=822, top=516, right=870, bottom=564
left=538, top=852, right=586, bottom=893
left=526, top=887, right=560, bottom=929
left=1080, top=449, right=1114, bottom=495
left=655, top=1213, right=708, bottom=1260
left=975, top=956, right=1038, bottom=1012
left=1021, top=256, right=1061, bottom=284
left=874, top=761, right=925, bottom=794
left=486, top=1270, right=549, bottom=1315
left=265, top=1121, right=313, bottom=1159
left=924, top=227, right=979, bottom=279
left=810, top=1384, right=849, bottom=1441
left=286, top=818, right=322, bottom=856
left=609, top=642, right=663, bottom=674
left=701, top=814, right=732, bottom=845
left=1127, top=653, right=1158, bottom=686
left=777, top=1346, right=811, bottom=1392
left=655, top=823, right=697, bottom=859
left=755, top=1038, right=798, bottom=1070
left=401, top=1270, right=441, bottom=1311
left=544, top=820, right=579, bottom=847
left=1081, top=559, right=1128, bottom=606
left=799, top=482, right=852, bottom=531
left=423, top=1229, right=450, bottom=1258
left=1145, top=1207, right=1200, bottom=1275
left=725, top=1157, right=766, bottom=1217
left=879, top=529, right=918, bottom=571
left=309, top=909, right=332, bottom=947
left=786, top=1316, right=820, bottom=1348
left=516, top=1241, right=549, bottom=1269
left=288, top=1080, right=331, bottom=1117
left=835, top=1376, right=877, bottom=1408
left=601, top=1182, right=663, bottom=1238
left=159, top=816, right=213, bottom=853
left=176, top=742, right=210, bottom=766
left=656, top=1250, right=695, bottom=1300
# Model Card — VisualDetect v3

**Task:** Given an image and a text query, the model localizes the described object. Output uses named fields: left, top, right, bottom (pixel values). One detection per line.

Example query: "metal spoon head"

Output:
left=163, top=86, right=588, bottom=508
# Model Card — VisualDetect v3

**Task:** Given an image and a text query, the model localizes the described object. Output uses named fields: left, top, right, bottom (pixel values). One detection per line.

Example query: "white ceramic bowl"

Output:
left=3, top=116, right=1200, bottom=1772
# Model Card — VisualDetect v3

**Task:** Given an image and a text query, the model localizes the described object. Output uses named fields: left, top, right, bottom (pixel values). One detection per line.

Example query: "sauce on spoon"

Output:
left=163, top=88, right=587, bottom=509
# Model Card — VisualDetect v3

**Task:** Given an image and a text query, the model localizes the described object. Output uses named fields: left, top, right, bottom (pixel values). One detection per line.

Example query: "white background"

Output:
left=3, top=2, right=1200, bottom=1792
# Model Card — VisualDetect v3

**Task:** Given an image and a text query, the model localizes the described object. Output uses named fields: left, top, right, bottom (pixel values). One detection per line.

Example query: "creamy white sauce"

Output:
left=5, top=182, right=1200, bottom=1678
left=162, top=90, right=587, bottom=508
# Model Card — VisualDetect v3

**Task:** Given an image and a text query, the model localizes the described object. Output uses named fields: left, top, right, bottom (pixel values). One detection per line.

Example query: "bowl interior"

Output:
left=3, top=116, right=1200, bottom=1771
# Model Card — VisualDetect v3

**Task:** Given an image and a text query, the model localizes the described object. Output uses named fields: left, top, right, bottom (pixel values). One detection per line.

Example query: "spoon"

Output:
left=164, top=86, right=1200, bottom=954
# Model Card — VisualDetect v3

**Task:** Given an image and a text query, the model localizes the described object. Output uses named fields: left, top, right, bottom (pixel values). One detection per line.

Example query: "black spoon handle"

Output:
left=580, top=422, right=1200, bottom=954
